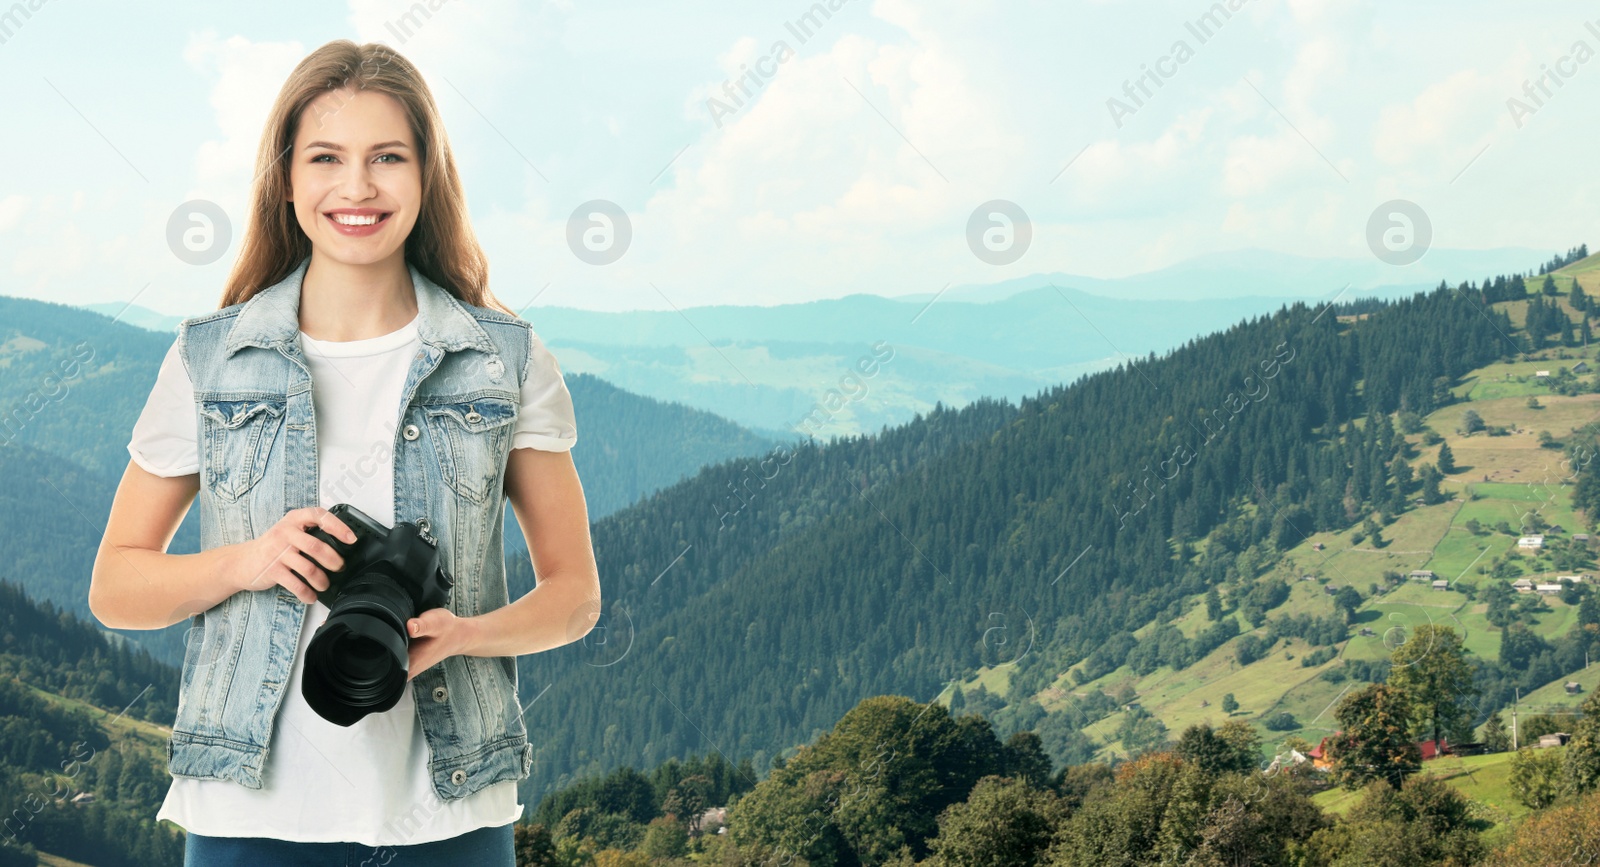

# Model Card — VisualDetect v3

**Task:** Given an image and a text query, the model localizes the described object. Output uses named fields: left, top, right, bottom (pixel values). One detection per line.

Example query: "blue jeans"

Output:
left=182, top=821, right=515, bottom=866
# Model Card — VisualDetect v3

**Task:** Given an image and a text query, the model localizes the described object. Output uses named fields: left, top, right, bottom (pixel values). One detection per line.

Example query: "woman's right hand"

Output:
left=232, top=507, right=358, bottom=603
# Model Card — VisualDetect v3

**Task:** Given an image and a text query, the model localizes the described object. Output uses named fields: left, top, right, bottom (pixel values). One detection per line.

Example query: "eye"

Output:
left=310, top=153, right=337, bottom=163
left=374, top=153, right=406, bottom=164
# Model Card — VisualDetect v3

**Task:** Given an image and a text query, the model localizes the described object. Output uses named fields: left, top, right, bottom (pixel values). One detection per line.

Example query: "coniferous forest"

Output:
left=510, top=279, right=1516, bottom=795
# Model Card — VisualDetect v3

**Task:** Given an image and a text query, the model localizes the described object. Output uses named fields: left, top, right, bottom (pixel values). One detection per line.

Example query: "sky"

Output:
left=0, top=0, right=1596, bottom=315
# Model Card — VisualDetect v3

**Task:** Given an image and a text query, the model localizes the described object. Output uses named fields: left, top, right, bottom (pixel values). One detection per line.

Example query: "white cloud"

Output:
left=183, top=31, right=307, bottom=189
left=1371, top=68, right=1497, bottom=168
left=0, top=196, right=28, bottom=233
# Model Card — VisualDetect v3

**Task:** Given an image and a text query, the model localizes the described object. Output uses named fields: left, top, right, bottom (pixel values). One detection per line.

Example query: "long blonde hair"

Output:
left=221, top=39, right=512, bottom=314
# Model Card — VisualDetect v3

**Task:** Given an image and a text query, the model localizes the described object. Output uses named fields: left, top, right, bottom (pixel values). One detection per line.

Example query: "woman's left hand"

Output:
left=405, top=607, right=475, bottom=681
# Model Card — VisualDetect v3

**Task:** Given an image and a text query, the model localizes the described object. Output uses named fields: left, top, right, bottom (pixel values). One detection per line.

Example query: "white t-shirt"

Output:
left=132, top=312, right=576, bottom=846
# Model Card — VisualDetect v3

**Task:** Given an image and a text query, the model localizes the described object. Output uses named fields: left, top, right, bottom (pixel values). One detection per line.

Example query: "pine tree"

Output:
left=1419, top=463, right=1444, bottom=505
left=1437, top=442, right=1457, bottom=474
left=1482, top=711, right=1510, bottom=753
left=1543, top=274, right=1559, bottom=296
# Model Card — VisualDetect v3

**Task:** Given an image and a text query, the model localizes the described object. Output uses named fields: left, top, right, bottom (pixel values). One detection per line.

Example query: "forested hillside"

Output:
left=508, top=276, right=1524, bottom=800
left=0, top=580, right=182, bottom=866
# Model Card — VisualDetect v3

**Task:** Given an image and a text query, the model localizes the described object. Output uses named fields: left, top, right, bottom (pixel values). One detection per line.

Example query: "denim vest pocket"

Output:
left=422, top=396, right=516, bottom=503
left=200, top=397, right=286, bottom=500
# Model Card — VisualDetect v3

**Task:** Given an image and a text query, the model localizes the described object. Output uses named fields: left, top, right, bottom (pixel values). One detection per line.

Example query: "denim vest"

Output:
left=166, top=255, right=535, bottom=801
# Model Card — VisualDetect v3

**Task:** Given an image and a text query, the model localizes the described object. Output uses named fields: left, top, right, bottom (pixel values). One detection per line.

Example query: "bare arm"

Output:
left=89, top=460, right=230, bottom=630
left=460, top=447, right=601, bottom=657
left=89, top=459, right=356, bottom=631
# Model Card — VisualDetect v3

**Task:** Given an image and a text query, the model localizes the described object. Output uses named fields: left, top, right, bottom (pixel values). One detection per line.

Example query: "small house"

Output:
left=1575, top=361, right=1591, bottom=373
left=1418, top=739, right=1451, bottom=761
left=1358, top=627, right=1376, bottom=637
left=1536, top=370, right=1550, bottom=377
left=1519, top=535, right=1545, bottom=550
left=1300, top=574, right=1316, bottom=582
left=1549, top=524, right=1565, bottom=534
left=70, top=792, right=95, bottom=806
left=1409, top=570, right=1437, bottom=581
left=1309, top=736, right=1336, bottom=771
left=1512, top=578, right=1535, bottom=592
left=1557, top=575, right=1585, bottom=583
left=1575, top=533, right=1591, bottom=543
left=1567, top=682, right=1584, bottom=695
left=1536, top=583, right=1563, bottom=595
left=1431, top=579, right=1451, bottom=591
left=1324, top=585, right=1337, bottom=595
left=1538, top=732, right=1571, bottom=748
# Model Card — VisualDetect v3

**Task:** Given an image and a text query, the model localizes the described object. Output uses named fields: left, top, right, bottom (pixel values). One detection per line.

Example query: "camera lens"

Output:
left=302, top=580, right=416, bottom=726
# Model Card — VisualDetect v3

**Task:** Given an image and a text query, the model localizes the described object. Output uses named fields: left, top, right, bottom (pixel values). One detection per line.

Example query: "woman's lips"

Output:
left=323, top=211, right=392, bottom=237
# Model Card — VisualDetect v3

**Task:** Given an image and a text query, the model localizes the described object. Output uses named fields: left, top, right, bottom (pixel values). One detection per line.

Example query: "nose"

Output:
left=337, top=160, right=378, bottom=202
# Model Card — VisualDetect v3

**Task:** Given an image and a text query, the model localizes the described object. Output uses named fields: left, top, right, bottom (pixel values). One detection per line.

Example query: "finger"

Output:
left=292, top=505, right=332, bottom=528
left=282, top=552, right=326, bottom=597
left=294, top=531, right=346, bottom=573
left=274, top=565, right=318, bottom=605
left=316, top=512, right=358, bottom=544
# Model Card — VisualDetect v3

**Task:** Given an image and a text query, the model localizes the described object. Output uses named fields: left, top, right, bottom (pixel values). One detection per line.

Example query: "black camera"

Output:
left=298, top=503, right=454, bottom=727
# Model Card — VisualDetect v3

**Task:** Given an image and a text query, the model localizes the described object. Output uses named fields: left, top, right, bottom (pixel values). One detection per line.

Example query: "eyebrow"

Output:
left=302, top=140, right=412, bottom=152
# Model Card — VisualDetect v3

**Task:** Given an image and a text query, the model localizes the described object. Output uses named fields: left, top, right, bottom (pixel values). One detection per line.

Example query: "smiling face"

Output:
left=286, top=87, right=422, bottom=267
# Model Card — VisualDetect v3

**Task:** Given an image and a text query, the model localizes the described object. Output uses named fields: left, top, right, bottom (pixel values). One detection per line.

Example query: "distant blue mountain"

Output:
left=890, top=246, right=1554, bottom=303
left=77, top=246, right=1567, bottom=438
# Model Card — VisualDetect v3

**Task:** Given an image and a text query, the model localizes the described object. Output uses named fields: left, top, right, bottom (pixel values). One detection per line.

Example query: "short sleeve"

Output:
left=512, top=330, right=577, bottom=452
left=128, top=336, right=200, bottom=476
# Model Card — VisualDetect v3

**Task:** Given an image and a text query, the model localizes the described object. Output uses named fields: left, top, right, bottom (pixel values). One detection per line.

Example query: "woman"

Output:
left=88, top=39, right=601, bottom=866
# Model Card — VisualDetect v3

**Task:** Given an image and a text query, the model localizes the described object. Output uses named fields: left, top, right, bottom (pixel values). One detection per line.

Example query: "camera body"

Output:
left=300, top=503, right=454, bottom=726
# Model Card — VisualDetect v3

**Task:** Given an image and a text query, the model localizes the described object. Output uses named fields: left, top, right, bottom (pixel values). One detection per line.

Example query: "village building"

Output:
left=1518, top=535, right=1545, bottom=550
left=1417, top=739, right=1451, bottom=761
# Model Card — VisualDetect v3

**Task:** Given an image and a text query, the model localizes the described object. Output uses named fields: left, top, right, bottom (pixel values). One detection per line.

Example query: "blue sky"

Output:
left=1, top=0, right=1596, bottom=315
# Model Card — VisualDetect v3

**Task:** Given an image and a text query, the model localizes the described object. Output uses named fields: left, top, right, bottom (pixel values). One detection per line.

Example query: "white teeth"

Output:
left=331, top=213, right=382, bottom=226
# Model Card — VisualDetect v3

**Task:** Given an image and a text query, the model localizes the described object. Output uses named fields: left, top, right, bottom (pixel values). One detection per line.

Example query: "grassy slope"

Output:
left=957, top=325, right=1600, bottom=771
left=1311, top=748, right=1539, bottom=825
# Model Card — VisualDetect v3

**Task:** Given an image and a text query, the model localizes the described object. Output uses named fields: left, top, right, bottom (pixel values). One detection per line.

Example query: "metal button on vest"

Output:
left=464, top=411, right=482, bottom=424
left=451, top=769, right=467, bottom=786
left=402, top=424, right=420, bottom=441
left=432, top=685, right=448, bottom=703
